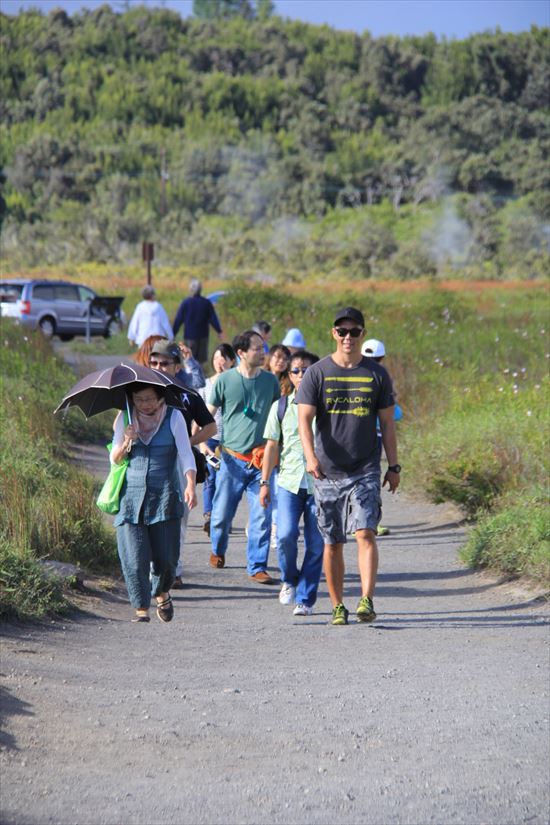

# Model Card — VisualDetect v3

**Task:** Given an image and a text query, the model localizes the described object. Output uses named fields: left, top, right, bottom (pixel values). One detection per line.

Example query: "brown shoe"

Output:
left=209, top=553, right=225, bottom=569
left=249, top=571, right=276, bottom=585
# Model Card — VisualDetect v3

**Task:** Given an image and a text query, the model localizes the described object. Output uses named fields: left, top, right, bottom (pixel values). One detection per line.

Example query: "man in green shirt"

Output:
left=207, top=329, right=280, bottom=582
left=260, top=351, right=324, bottom=615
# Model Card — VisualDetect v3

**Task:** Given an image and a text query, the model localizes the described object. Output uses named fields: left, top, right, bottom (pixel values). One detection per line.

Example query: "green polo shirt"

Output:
left=263, top=391, right=314, bottom=495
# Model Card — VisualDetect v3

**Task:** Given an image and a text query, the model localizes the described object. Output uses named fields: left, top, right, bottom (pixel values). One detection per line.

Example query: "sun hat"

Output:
left=150, top=339, right=182, bottom=364
left=333, top=307, right=365, bottom=327
left=361, top=338, right=386, bottom=358
left=281, top=328, right=306, bottom=348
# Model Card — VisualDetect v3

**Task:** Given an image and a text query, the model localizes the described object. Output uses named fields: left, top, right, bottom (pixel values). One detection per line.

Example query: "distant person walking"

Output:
left=206, top=330, right=280, bottom=582
left=172, top=279, right=223, bottom=365
left=252, top=320, right=272, bottom=356
left=296, top=308, right=400, bottom=626
left=260, top=350, right=324, bottom=617
left=127, top=287, right=173, bottom=348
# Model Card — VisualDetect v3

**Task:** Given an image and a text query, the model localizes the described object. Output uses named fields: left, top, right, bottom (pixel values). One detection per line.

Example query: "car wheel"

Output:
left=39, top=316, right=56, bottom=338
left=104, top=318, right=121, bottom=338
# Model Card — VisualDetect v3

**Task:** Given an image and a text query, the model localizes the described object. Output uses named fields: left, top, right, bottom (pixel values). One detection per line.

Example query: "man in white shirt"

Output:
left=127, top=286, right=173, bottom=347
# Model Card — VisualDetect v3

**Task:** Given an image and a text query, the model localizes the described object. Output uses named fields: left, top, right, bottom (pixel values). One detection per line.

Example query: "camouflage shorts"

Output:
left=313, top=471, right=382, bottom=544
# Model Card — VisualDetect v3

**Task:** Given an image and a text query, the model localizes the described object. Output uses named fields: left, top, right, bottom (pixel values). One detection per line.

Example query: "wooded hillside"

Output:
left=1, top=5, right=548, bottom=279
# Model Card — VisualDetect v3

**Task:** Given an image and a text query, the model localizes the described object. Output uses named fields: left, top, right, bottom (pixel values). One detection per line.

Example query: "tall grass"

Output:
left=0, top=322, right=117, bottom=619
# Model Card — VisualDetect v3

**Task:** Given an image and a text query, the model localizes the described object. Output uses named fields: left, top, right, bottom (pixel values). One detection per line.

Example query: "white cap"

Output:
left=362, top=338, right=385, bottom=358
left=281, top=328, right=306, bottom=348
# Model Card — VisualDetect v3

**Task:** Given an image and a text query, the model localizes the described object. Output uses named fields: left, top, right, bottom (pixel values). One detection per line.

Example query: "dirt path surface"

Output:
left=1, top=349, right=549, bottom=825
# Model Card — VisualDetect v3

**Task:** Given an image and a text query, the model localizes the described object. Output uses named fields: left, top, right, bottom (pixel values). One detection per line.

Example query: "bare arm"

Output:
left=190, top=421, right=217, bottom=447
left=259, top=439, right=280, bottom=508
left=297, top=403, right=325, bottom=480
left=379, top=406, right=399, bottom=493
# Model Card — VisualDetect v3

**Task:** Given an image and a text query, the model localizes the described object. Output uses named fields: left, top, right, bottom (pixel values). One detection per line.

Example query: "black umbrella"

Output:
left=53, top=362, right=189, bottom=421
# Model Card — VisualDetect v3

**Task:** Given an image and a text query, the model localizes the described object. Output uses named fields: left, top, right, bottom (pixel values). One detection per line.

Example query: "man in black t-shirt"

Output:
left=295, top=307, right=400, bottom=626
left=149, top=339, right=216, bottom=587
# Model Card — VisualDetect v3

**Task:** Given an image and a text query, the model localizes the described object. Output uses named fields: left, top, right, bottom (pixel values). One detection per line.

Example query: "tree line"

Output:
left=0, top=5, right=548, bottom=277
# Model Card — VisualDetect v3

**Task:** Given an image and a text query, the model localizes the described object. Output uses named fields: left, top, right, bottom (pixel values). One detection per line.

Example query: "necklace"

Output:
left=239, top=371, right=257, bottom=419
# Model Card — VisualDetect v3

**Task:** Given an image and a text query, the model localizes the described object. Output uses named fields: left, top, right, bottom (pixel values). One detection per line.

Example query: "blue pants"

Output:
left=117, top=519, right=180, bottom=608
left=210, top=452, right=272, bottom=575
left=202, top=438, right=220, bottom=516
left=277, top=486, right=324, bottom=607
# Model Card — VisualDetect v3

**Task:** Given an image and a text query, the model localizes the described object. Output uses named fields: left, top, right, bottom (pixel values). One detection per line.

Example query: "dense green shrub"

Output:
left=461, top=494, right=550, bottom=583
left=1, top=9, right=548, bottom=276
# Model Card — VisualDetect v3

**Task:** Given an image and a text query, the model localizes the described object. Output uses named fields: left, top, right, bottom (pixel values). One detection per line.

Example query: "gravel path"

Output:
left=1, top=348, right=548, bottom=825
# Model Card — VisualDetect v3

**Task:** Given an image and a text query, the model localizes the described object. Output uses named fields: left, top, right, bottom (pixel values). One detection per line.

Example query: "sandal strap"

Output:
left=157, top=597, right=172, bottom=608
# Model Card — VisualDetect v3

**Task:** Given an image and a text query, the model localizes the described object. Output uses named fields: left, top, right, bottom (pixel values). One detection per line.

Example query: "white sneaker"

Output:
left=293, top=604, right=313, bottom=616
left=279, top=583, right=296, bottom=605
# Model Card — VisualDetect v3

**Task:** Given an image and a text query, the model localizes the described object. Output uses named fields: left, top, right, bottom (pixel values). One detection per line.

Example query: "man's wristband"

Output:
left=387, top=464, right=401, bottom=474
left=260, top=480, right=269, bottom=487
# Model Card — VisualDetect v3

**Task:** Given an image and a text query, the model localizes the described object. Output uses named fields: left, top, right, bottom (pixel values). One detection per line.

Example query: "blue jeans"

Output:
left=202, top=438, right=219, bottom=516
left=117, top=519, right=180, bottom=608
left=210, top=452, right=273, bottom=575
left=277, top=486, right=324, bottom=607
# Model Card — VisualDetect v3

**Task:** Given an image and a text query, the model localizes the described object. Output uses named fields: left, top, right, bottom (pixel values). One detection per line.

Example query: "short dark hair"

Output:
left=268, top=343, right=290, bottom=360
left=232, top=330, right=264, bottom=353
left=212, top=342, right=236, bottom=367
left=290, top=350, right=319, bottom=367
left=129, top=382, right=164, bottom=399
left=253, top=320, right=271, bottom=336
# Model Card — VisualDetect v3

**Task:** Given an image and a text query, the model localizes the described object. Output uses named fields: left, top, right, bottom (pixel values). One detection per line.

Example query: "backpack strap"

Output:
left=277, top=395, right=288, bottom=448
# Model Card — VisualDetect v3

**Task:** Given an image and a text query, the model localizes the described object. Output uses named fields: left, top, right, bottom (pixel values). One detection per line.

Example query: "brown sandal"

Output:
left=156, top=596, right=174, bottom=623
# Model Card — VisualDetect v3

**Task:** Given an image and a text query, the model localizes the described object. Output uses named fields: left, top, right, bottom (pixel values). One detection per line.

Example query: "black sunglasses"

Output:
left=334, top=327, right=363, bottom=338
left=289, top=367, right=309, bottom=375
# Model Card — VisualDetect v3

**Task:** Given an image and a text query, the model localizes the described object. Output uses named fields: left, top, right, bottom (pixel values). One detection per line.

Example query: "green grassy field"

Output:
left=0, top=323, right=117, bottom=619
left=1, top=277, right=548, bottom=618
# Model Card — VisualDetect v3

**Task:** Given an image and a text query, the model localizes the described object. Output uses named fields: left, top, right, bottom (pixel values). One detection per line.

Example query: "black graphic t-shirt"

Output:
left=295, top=355, right=395, bottom=479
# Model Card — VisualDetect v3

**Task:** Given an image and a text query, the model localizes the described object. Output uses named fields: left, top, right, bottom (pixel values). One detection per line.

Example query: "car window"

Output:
left=78, top=286, right=96, bottom=302
left=0, top=283, right=24, bottom=301
left=55, top=285, right=79, bottom=301
left=33, top=284, right=55, bottom=300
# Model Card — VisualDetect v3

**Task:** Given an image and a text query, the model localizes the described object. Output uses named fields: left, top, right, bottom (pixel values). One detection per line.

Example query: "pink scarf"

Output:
left=133, top=399, right=167, bottom=445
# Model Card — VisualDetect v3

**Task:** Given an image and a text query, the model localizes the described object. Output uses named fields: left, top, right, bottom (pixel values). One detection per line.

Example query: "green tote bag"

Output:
left=96, top=443, right=129, bottom=514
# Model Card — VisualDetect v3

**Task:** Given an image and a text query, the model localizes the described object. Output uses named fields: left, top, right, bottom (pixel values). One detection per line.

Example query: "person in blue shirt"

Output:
left=172, top=279, right=224, bottom=365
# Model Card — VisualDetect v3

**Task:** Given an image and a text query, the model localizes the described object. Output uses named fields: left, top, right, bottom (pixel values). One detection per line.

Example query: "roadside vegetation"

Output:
left=0, top=323, right=117, bottom=620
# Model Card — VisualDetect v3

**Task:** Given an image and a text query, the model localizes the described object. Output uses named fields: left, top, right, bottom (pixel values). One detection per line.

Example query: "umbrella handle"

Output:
left=125, top=393, right=133, bottom=453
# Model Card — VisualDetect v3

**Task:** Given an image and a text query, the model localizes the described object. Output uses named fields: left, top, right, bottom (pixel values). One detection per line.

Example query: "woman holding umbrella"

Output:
left=111, top=382, right=197, bottom=623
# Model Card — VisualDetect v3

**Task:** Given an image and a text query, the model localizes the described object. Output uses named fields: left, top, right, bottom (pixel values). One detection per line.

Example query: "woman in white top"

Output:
left=111, top=383, right=196, bottom=623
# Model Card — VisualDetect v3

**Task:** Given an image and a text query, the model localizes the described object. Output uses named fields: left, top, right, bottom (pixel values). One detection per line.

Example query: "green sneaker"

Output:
left=356, top=596, right=377, bottom=623
left=377, top=525, right=390, bottom=536
left=331, top=603, right=349, bottom=626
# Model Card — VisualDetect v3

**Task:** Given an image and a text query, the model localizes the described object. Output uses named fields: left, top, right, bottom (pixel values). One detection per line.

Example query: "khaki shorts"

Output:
left=313, top=471, right=381, bottom=544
